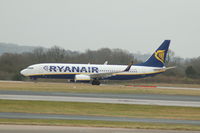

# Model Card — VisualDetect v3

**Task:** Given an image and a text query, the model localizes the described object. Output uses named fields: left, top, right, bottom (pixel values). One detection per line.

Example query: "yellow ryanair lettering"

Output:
left=154, top=50, right=165, bottom=63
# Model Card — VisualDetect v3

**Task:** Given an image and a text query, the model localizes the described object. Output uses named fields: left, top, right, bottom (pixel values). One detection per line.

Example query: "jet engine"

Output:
left=75, top=74, right=91, bottom=82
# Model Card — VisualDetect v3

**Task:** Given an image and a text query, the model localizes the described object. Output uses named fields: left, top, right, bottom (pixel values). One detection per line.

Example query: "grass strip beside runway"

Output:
left=0, top=100, right=199, bottom=120
left=0, top=119, right=200, bottom=131
left=0, top=82, right=200, bottom=96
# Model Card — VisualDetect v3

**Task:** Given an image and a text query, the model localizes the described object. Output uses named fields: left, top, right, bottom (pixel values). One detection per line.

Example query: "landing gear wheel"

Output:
left=69, top=79, right=75, bottom=83
left=92, top=79, right=100, bottom=85
left=30, top=77, right=37, bottom=83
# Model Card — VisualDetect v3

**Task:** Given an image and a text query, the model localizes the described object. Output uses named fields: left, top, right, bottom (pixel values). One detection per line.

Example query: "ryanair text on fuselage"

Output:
left=43, top=65, right=99, bottom=73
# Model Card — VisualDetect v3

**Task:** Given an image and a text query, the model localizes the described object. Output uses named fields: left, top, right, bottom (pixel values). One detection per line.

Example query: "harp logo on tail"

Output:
left=154, top=50, right=165, bottom=63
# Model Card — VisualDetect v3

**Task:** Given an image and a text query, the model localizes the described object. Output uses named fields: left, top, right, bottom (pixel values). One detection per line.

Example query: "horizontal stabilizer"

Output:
left=163, top=66, right=176, bottom=70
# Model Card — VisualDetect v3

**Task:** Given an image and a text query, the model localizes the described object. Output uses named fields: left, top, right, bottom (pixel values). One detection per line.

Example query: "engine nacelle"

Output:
left=75, top=74, right=91, bottom=82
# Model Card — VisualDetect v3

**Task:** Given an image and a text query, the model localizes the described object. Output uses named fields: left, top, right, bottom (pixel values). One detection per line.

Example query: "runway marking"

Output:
left=0, top=94, right=200, bottom=107
left=1, top=90, right=199, bottom=101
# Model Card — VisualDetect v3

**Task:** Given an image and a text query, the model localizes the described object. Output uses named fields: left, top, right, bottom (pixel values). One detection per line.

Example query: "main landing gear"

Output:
left=30, top=77, right=37, bottom=83
left=92, top=79, right=100, bottom=85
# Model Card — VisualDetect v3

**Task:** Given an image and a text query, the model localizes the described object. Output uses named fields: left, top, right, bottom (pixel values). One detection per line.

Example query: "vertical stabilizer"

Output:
left=137, top=40, right=170, bottom=67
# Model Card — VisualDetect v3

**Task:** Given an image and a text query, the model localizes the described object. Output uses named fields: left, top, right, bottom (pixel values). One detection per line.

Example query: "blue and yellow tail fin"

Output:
left=137, top=40, right=170, bottom=67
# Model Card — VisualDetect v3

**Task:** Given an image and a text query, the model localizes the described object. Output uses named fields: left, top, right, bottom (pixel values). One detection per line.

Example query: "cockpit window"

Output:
left=27, top=67, right=34, bottom=69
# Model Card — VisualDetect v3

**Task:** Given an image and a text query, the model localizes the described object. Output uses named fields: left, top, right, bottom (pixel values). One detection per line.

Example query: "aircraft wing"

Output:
left=89, top=72, right=115, bottom=79
left=89, top=61, right=134, bottom=79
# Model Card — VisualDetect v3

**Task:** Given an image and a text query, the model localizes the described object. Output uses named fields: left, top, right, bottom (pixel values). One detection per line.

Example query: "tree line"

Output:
left=0, top=46, right=199, bottom=83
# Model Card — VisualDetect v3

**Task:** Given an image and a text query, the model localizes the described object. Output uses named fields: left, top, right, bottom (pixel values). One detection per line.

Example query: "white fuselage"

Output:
left=20, top=40, right=171, bottom=85
left=20, top=63, right=165, bottom=81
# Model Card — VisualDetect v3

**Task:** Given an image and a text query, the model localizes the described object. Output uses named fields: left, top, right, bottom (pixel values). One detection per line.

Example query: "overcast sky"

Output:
left=0, top=0, right=200, bottom=58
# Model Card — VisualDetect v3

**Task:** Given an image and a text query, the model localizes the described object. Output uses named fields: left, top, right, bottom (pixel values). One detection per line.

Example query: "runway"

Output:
left=0, top=85, right=200, bottom=130
left=1, top=125, right=199, bottom=133
left=0, top=112, right=200, bottom=125
left=0, top=90, right=200, bottom=107
left=0, top=90, right=199, bottom=101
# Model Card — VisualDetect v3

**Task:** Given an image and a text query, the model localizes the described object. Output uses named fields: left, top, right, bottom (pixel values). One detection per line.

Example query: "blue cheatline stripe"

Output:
left=28, top=70, right=165, bottom=76
left=29, top=71, right=163, bottom=80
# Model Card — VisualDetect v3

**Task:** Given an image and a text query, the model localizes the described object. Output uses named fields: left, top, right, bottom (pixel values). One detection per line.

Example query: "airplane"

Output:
left=20, top=40, right=174, bottom=85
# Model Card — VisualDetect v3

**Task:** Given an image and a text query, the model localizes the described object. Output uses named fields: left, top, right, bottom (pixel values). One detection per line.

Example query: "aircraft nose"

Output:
left=20, top=69, right=26, bottom=76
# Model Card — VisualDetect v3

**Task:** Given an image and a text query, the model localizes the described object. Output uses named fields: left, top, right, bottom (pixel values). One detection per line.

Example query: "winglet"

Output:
left=124, top=61, right=134, bottom=71
left=104, top=61, right=108, bottom=65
